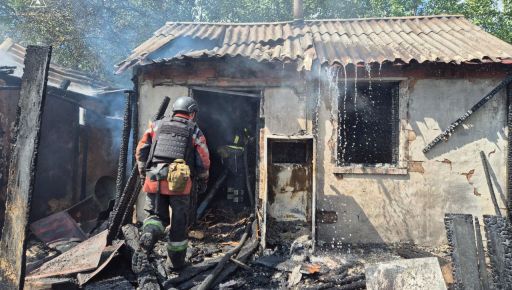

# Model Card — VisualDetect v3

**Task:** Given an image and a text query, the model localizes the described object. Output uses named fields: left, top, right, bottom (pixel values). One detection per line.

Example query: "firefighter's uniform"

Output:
left=136, top=111, right=210, bottom=270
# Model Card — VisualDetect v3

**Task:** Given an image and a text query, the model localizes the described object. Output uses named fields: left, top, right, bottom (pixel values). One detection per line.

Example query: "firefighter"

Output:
left=135, top=96, right=210, bottom=270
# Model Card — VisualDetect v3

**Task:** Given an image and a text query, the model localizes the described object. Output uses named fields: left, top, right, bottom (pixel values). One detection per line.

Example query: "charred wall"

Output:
left=31, top=93, right=80, bottom=220
left=84, top=111, right=120, bottom=202
left=0, top=76, right=121, bottom=223
left=0, top=76, right=20, bottom=231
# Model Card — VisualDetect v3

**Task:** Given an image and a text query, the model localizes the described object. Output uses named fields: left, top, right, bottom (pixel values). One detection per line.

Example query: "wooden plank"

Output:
left=444, top=214, right=482, bottom=290
left=0, top=45, right=52, bottom=290
left=483, top=215, right=512, bottom=289
left=474, top=217, right=490, bottom=290
left=507, top=83, right=512, bottom=221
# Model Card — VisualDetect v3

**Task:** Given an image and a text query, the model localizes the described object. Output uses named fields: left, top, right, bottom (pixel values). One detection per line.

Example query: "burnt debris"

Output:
left=0, top=45, right=52, bottom=290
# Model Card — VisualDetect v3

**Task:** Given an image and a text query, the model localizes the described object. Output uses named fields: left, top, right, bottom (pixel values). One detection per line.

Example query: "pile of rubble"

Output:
left=22, top=202, right=468, bottom=290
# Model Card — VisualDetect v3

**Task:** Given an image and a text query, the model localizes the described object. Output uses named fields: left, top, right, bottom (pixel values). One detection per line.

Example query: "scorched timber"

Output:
left=107, top=96, right=170, bottom=244
left=423, top=74, right=512, bottom=153
left=483, top=215, right=512, bottom=289
left=0, top=46, right=52, bottom=290
left=115, top=93, right=132, bottom=201
left=444, top=214, right=482, bottom=290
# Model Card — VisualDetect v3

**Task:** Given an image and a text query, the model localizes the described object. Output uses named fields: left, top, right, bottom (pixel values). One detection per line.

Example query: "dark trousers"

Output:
left=144, top=193, right=190, bottom=244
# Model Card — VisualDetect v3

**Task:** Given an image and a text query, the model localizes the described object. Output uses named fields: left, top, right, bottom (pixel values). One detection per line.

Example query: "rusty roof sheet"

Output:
left=0, top=38, right=112, bottom=96
left=116, top=15, right=512, bottom=73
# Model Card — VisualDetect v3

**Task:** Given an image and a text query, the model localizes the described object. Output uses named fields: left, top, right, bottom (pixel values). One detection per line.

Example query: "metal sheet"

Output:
left=26, top=230, right=107, bottom=280
left=0, top=38, right=111, bottom=96
left=30, top=211, right=86, bottom=244
left=77, top=241, right=124, bottom=286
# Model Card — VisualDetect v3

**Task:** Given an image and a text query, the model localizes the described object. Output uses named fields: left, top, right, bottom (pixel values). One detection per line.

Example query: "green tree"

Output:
left=0, top=0, right=510, bottom=83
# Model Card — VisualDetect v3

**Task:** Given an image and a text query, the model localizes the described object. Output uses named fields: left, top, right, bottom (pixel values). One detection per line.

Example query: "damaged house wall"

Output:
left=315, top=67, right=509, bottom=246
left=134, top=60, right=510, bottom=246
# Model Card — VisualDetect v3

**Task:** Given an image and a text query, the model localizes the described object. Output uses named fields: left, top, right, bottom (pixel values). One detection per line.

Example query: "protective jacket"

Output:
left=136, top=113, right=210, bottom=195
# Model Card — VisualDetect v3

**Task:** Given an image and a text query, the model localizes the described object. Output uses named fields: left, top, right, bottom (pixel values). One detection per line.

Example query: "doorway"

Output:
left=266, top=137, right=314, bottom=246
left=192, top=88, right=261, bottom=216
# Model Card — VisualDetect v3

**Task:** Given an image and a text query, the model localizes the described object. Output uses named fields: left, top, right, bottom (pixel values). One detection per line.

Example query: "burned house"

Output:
left=115, top=14, right=512, bottom=249
left=0, top=38, right=123, bottom=227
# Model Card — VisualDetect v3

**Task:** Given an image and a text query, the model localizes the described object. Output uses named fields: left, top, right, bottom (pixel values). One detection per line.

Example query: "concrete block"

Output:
left=365, top=257, right=447, bottom=290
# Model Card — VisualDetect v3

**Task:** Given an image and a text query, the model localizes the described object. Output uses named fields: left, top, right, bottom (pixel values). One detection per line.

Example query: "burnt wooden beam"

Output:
left=115, top=93, right=132, bottom=201
left=131, top=91, right=139, bottom=169
left=107, top=96, right=170, bottom=244
left=474, top=217, right=490, bottom=290
left=0, top=45, right=52, bottom=290
left=480, top=151, right=502, bottom=217
left=423, top=75, right=512, bottom=153
left=507, top=83, right=512, bottom=221
left=483, top=215, right=512, bottom=289
left=444, top=214, right=482, bottom=290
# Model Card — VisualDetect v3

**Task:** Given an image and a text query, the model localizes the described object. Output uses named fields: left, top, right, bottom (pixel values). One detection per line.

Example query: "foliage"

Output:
left=0, top=0, right=510, bottom=83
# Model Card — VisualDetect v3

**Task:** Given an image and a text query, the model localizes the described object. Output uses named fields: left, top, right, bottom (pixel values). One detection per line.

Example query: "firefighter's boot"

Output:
left=139, top=216, right=165, bottom=252
left=165, top=241, right=188, bottom=271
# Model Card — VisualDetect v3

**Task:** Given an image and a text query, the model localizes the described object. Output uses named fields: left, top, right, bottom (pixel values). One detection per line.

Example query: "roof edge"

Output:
left=164, top=15, right=465, bottom=26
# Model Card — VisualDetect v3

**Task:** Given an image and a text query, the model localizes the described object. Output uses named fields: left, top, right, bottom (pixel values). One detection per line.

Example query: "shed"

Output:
left=118, top=15, right=512, bottom=246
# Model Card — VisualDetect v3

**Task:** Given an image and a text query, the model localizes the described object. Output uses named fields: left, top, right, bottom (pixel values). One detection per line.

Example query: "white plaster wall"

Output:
left=259, top=78, right=507, bottom=246
left=313, top=78, right=508, bottom=246
left=135, top=79, right=189, bottom=221
left=264, top=87, right=310, bottom=135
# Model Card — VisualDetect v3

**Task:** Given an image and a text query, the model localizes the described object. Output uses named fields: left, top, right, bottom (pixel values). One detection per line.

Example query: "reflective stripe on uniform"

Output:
left=142, top=217, right=165, bottom=233
left=167, top=240, right=188, bottom=252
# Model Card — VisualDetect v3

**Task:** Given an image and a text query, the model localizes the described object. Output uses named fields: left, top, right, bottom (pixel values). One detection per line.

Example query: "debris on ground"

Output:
left=22, top=204, right=463, bottom=289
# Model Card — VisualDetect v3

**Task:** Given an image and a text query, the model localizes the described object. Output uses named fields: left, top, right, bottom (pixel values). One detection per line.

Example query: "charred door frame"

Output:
left=261, top=134, right=316, bottom=250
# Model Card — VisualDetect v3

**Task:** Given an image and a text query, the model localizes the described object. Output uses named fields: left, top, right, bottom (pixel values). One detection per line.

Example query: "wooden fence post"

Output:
left=0, top=45, right=52, bottom=290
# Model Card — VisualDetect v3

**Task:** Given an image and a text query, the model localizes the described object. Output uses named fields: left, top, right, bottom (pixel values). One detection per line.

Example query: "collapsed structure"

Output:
left=0, top=38, right=123, bottom=228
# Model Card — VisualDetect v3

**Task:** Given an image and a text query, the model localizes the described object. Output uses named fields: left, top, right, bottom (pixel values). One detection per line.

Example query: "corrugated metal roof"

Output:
left=116, top=15, right=512, bottom=73
left=0, top=38, right=112, bottom=96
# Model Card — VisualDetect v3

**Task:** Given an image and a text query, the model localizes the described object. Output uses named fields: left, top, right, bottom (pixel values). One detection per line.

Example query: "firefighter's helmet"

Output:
left=172, top=96, right=198, bottom=114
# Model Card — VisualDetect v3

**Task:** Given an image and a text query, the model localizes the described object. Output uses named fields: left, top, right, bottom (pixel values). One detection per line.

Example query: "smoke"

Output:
left=149, top=37, right=218, bottom=61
